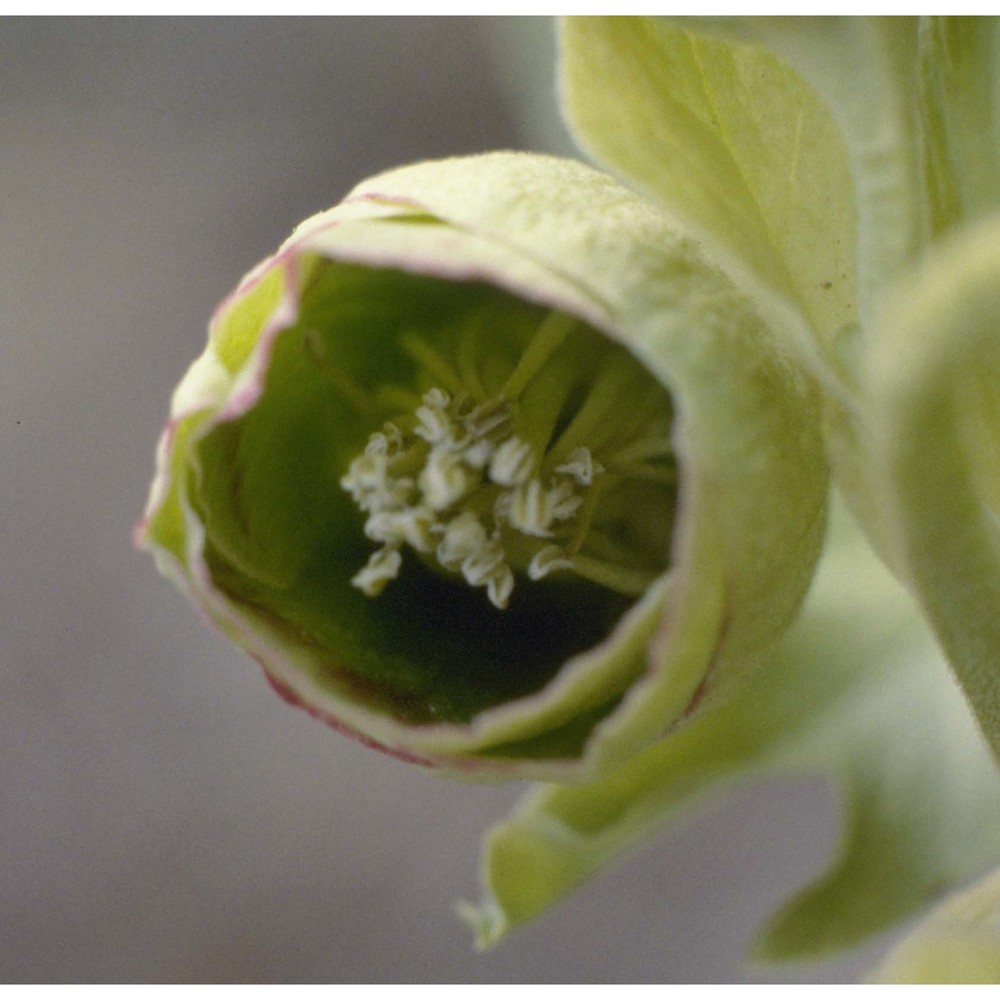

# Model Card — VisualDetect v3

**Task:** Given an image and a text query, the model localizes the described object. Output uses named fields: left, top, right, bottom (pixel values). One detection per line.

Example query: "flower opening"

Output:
left=157, top=258, right=685, bottom=727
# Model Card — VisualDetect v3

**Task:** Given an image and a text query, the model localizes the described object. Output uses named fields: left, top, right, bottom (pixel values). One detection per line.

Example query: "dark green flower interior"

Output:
left=190, top=258, right=678, bottom=725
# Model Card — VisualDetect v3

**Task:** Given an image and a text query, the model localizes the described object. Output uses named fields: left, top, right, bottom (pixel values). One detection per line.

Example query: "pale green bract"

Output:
left=139, top=15, right=1000, bottom=979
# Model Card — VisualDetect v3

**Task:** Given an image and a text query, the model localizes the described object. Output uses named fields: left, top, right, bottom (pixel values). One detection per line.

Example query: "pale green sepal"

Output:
left=559, top=16, right=933, bottom=347
left=293, top=213, right=609, bottom=336
left=137, top=355, right=236, bottom=587
left=558, top=17, right=860, bottom=387
left=870, top=866, right=1000, bottom=983
left=137, top=249, right=298, bottom=577
left=463, top=501, right=1000, bottom=959
left=868, top=214, right=1000, bottom=763
left=667, top=18, right=927, bottom=318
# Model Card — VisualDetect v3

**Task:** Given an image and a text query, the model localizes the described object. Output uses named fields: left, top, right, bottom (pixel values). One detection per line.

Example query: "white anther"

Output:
left=425, top=388, right=450, bottom=408
left=436, top=511, right=489, bottom=570
left=363, top=511, right=401, bottom=545
left=383, top=423, right=404, bottom=452
left=341, top=453, right=383, bottom=491
left=555, top=447, right=604, bottom=486
left=340, top=453, right=389, bottom=507
left=343, top=460, right=414, bottom=515
left=462, top=438, right=493, bottom=469
left=507, top=479, right=555, bottom=537
left=413, top=402, right=454, bottom=444
left=492, top=491, right=512, bottom=524
left=461, top=539, right=506, bottom=587
left=363, top=433, right=390, bottom=457
left=489, top=436, right=536, bottom=487
left=419, top=447, right=470, bottom=511
left=381, top=476, right=416, bottom=510
left=486, top=566, right=515, bottom=610
left=375, top=479, right=417, bottom=515
left=398, top=507, right=437, bottom=552
left=364, top=507, right=435, bottom=552
left=528, top=544, right=575, bottom=581
left=549, top=479, right=583, bottom=521
left=350, top=546, right=402, bottom=596
left=364, top=423, right=404, bottom=458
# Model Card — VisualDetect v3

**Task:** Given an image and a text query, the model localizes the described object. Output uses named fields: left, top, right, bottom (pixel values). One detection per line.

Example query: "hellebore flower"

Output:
left=137, top=152, right=827, bottom=779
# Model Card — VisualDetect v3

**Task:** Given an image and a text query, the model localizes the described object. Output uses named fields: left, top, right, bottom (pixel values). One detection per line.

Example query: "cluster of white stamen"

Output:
left=341, top=387, right=604, bottom=609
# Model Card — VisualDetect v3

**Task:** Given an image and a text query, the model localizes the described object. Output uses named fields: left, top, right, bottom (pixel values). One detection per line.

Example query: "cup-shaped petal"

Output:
left=137, top=153, right=828, bottom=779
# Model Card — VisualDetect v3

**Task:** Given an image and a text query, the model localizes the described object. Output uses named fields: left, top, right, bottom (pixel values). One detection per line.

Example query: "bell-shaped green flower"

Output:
left=137, top=152, right=827, bottom=779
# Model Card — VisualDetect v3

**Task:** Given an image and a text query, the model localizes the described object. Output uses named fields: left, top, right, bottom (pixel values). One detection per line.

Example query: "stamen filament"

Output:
left=566, top=473, right=620, bottom=554
left=614, top=464, right=678, bottom=486
left=580, top=529, right=641, bottom=563
left=548, top=354, right=635, bottom=462
left=501, top=311, right=576, bottom=399
left=516, top=354, right=577, bottom=461
left=568, top=554, right=660, bottom=597
left=457, top=318, right=489, bottom=402
left=375, top=384, right=424, bottom=414
left=303, top=330, right=373, bottom=416
left=610, top=435, right=675, bottom=466
left=400, top=331, right=465, bottom=394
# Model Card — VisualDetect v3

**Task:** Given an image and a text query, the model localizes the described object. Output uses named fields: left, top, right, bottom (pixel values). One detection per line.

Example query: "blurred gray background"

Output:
left=1, top=18, right=890, bottom=983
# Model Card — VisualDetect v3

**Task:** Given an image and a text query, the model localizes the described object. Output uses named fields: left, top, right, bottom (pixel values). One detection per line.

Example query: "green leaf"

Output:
left=462, top=500, right=1000, bottom=959
left=870, top=865, right=1000, bottom=983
